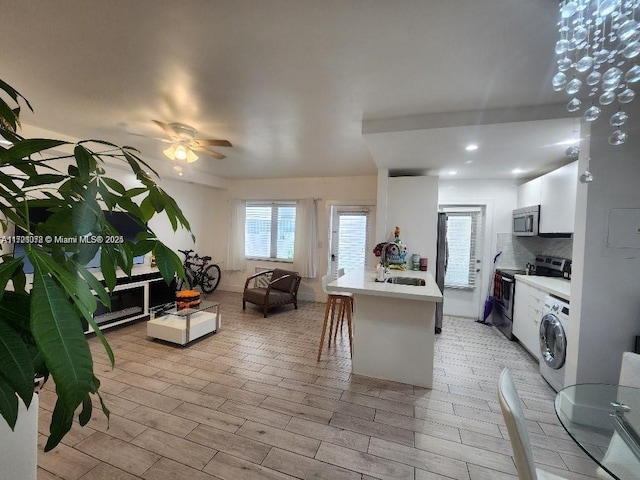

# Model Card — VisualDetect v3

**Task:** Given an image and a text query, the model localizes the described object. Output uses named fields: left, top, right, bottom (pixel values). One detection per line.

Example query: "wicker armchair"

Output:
left=242, top=268, right=302, bottom=318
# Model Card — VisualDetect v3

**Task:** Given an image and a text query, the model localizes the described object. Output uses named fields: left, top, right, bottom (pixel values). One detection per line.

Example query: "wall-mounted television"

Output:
left=12, top=207, right=146, bottom=274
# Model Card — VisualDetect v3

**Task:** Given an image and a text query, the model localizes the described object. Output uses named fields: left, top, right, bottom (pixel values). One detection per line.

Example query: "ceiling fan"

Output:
left=151, top=120, right=232, bottom=163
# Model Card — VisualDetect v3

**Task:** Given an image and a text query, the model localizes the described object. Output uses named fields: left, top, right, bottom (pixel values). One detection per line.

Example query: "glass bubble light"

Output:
left=554, top=0, right=640, bottom=146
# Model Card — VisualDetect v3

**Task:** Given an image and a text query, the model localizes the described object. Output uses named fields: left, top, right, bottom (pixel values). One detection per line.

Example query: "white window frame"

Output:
left=245, top=201, right=296, bottom=262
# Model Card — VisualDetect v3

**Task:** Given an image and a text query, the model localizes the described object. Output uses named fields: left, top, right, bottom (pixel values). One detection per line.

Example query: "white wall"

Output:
left=384, top=176, right=439, bottom=271
left=101, top=165, right=220, bottom=263
left=566, top=108, right=640, bottom=385
left=438, top=179, right=518, bottom=318
left=216, top=176, right=377, bottom=301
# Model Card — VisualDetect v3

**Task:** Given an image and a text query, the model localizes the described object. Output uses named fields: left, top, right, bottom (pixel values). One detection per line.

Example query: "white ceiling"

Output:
left=1, top=1, right=573, bottom=183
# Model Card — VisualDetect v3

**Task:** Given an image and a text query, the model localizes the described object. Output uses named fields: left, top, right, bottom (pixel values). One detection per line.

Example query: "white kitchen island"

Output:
left=329, top=269, right=443, bottom=388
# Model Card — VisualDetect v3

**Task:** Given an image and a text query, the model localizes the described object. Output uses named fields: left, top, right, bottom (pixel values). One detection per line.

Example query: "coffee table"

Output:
left=147, top=300, right=220, bottom=345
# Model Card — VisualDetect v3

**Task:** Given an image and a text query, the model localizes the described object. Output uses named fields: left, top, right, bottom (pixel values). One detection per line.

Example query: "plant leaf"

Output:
left=74, top=145, right=97, bottom=181
left=0, top=171, right=24, bottom=195
left=44, top=397, right=74, bottom=452
left=29, top=250, right=97, bottom=318
left=101, top=177, right=125, bottom=195
left=31, top=258, right=93, bottom=413
left=100, top=246, right=117, bottom=291
left=79, top=393, right=92, bottom=426
left=131, top=239, right=156, bottom=258
left=74, top=263, right=115, bottom=367
left=71, top=201, right=98, bottom=236
left=0, top=377, right=18, bottom=430
left=123, top=187, right=147, bottom=199
left=0, top=78, right=32, bottom=110
left=116, top=196, right=143, bottom=219
left=0, top=257, right=25, bottom=302
left=0, top=321, right=34, bottom=408
left=0, top=139, right=68, bottom=163
left=139, top=195, right=155, bottom=223
left=163, top=193, right=191, bottom=231
left=95, top=389, right=110, bottom=421
left=149, top=187, right=165, bottom=212
left=0, top=97, right=18, bottom=131
left=0, top=292, right=31, bottom=337
left=153, top=242, right=183, bottom=284
left=22, top=174, right=67, bottom=188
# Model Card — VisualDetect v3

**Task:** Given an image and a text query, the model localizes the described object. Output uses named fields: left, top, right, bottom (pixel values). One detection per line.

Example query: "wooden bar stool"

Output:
left=317, top=273, right=353, bottom=361
left=332, top=268, right=353, bottom=341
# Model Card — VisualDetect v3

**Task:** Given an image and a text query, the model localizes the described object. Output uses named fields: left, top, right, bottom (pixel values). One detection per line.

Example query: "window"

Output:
left=245, top=202, right=296, bottom=261
left=442, top=207, right=483, bottom=289
left=330, top=206, right=373, bottom=277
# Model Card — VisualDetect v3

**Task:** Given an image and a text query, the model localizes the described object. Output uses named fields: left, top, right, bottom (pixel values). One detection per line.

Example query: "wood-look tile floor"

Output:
left=37, top=291, right=599, bottom=480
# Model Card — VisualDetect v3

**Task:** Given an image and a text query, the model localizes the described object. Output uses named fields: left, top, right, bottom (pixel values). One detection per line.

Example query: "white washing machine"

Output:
left=539, top=295, right=569, bottom=392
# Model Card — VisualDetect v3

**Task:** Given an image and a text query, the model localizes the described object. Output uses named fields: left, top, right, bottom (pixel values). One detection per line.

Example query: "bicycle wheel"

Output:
left=201, top=264, right=221, bottom=293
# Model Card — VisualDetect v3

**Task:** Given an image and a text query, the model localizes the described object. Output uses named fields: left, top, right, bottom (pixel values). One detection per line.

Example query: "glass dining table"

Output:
left=555, top=384, right=640, bottom=480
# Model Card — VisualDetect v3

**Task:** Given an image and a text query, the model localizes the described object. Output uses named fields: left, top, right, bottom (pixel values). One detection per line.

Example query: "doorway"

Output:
left=439, top=205, right=486, bottom=318
left=329, top=206, right=374, bottom=277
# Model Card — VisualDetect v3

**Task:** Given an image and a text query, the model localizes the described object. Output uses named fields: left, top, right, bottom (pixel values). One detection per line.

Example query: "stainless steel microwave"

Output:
left=513, top=205, right=539, bottom=236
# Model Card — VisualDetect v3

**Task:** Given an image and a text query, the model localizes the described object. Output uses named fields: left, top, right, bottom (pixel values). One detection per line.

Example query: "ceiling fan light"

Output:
left=186, top=148, right=199, bottom=163
left=163, top=145, right=177, bottom=160
left=174, top=144, right=188, bottom=161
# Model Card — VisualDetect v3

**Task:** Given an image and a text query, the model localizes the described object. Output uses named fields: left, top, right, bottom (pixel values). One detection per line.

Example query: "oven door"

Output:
left=492, top=302, right=514, bottom=340
left=500, top=276, right=515, bottom=317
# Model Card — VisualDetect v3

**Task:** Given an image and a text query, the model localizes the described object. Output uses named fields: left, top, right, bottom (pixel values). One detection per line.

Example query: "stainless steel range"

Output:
left=491, top=268, right=522, bottom=340
left=492, top=256, right=571, bottom=340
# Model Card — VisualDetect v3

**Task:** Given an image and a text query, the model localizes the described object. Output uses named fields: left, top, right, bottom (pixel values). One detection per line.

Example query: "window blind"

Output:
left=245, top=203, right=296, bottom=260
left=442, top=207, right=483, bottom=288
left=336, top=211, right=370, bottom=275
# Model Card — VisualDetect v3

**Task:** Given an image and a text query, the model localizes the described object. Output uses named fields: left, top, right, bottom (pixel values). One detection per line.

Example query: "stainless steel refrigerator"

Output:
left=435, top=212, right=448, bottom=334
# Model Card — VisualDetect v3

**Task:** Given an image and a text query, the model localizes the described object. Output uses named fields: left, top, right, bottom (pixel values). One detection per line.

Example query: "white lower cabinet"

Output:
left=512, top=280, right=546, bottom=360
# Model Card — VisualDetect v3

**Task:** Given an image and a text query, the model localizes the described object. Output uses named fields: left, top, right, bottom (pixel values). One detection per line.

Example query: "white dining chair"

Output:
left=498, top=368, right=569, bottom=480
left=595, top=352, right=640, bottom=480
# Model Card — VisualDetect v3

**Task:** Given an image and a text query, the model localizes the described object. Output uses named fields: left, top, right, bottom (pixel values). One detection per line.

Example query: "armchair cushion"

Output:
left=270, top=269, right=299, bottom=293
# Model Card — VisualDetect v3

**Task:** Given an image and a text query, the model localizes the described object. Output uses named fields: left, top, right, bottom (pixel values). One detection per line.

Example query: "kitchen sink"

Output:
left=385, top=277, right=426, bottom=286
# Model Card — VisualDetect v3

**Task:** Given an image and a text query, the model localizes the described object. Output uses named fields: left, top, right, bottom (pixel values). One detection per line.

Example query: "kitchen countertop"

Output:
left=329, top=269, right=443, bottom=302
left=514, top=274, right=571, bottom=301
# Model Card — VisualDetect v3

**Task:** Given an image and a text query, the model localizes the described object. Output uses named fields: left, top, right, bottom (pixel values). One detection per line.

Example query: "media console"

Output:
left=82, top=265, right=176, bottom=334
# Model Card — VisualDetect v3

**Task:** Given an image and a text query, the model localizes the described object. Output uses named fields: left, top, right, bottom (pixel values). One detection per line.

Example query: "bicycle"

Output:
left=177, top=249, right=221, bottom=294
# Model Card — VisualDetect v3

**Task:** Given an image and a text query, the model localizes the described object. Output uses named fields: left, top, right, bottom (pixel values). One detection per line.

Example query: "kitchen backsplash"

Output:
left=495, top=233, right=573, bottom=270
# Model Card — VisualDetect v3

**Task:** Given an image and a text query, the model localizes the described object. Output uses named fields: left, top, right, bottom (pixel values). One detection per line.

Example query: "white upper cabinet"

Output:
left=517, top=177, right=541, bottom=208
left=517, top=161, right=578, bottom=234
left=539, top=161, right=578, bottom=234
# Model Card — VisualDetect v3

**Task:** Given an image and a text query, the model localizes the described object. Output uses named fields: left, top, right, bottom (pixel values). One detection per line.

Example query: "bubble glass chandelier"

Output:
left=553, top=0, right=640, bottom=145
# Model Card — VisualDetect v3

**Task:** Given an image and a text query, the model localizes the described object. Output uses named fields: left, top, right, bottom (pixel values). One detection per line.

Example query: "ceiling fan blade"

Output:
left=128, top=132, right=173, bottom=143
left=197, top=139, right=232, bottom=147
left=152, top=120, right=176, bottom=136
left=194, top=146, right=226, bottom=160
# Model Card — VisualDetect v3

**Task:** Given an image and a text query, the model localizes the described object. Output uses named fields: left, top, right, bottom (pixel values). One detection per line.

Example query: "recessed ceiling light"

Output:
left=448, top=170, right=458, bottom=175
left=512, top=168, right=525, bottom=174
left=464, top=160, right=474, bottom=164
left=465, top=144, right=478, bottom=151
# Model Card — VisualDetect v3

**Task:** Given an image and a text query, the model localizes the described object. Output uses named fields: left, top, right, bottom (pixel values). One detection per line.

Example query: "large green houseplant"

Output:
left=0, top=78, right=190, bottom=450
